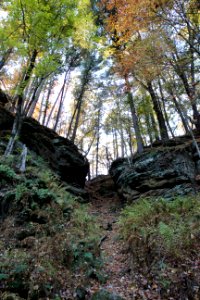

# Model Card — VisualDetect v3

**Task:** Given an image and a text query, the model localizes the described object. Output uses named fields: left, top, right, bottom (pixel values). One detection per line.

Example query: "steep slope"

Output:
left=0, top=104, right=89, bottom=187
left=0, top=147, right=100, bottom=300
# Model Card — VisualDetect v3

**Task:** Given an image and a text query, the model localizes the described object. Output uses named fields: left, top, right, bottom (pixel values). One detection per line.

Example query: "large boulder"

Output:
left=110, top=138, right=200, bottom=201
left=0, top=106, right=89, bottom=187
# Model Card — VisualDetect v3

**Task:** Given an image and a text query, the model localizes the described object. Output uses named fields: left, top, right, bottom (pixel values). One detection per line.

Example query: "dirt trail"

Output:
left=86, top=176, right=135, bottom=299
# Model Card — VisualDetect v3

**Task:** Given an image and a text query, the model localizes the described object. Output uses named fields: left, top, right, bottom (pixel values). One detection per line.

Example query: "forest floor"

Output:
left=85, top=176, right=200, bottom=300
left=86, top=176, right=135, bottom=299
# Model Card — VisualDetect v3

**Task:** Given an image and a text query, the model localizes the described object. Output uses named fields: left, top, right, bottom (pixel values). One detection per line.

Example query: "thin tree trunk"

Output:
left=4, top=49, right=38, bottom=156
left=71, top=96, right=83, bottom=143
left=119, top=126, right=125, bottom=157
left=84, top=135, right=96, bottom=157
left=46, top=87, right=62, bottom=127
left=127, top=91, right=144, bottom=153
left=126, top=126, right=134, bottom=156
left=38, top=92, right=45, bottom=123
left=158, top=79, right=175, bottom=138
left=145, top=114, right=153, bottom=146
left=162, top=76, right=190, bottom=134
left=42, top=79, right=54, bottom=126
left=96, top=127, right=100, bottom=176
left=53, top=69, right=70, bottom=131
left=173, top=97, right=190, bottom=134
left=125, top=75, right=144, bottom=153
left=67, top=101, right=78, bottom=138
left=112, top=128, right=119, bottom=159
left=150, top=112, right=160, bottom=141
left=70, top=54, right=93, bottom=143
left=23, top=77, right=36, bottom=111
left=147, top=82, right=169, bottom=141
left=25, top=77, right=45, bottom=117
left=95, top=100, right=102, bottom=176
left=70, top=81, right=90, bottom=142
left=0, top=48, right=13, bottom=71
left=171, top=52, right=200, bottom=131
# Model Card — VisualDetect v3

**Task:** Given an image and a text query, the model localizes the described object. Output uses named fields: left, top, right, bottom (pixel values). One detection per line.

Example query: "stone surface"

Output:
left=0, top=105, right=89, bottom=187
left=86, top=175, right=117, bottom=199
left=110, top=139, right=200, bottom=201
left=0, top=104, right=13, bottom=130
left=0, top=89, right=10, bottom=106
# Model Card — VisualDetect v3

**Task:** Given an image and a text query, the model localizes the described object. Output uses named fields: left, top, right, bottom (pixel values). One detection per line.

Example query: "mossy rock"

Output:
left=91, top=289, right=125, bottom=300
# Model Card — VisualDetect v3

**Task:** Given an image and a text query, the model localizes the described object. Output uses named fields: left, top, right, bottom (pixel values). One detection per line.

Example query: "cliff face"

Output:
left=0, top=104, right=89, bottom=187
left=110, top=138, right=200, bottom=201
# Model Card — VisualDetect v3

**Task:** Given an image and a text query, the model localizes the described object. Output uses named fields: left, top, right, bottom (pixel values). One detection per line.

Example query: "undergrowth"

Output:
left=0, top=150, right=103, bottom=299
left=119, top=196, right=200, bottom=298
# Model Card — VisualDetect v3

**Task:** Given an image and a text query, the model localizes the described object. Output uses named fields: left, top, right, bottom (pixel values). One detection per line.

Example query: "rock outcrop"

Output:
left=110, top=137, right=200, bottom=201
left=0, top=89, right=9, bottom=106
left=86, top=175, right=117, bottom=199
left=0, top=105, right=89, bottom=187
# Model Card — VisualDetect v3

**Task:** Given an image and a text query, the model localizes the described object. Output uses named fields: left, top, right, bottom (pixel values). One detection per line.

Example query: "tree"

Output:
left=125, top=76, right=144, bottom=153
left=2, top=0, right=95, bottom=155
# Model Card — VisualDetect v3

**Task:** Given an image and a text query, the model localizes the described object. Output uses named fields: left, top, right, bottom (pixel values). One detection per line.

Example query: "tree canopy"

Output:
left=0, top=0, right=200, bottom=174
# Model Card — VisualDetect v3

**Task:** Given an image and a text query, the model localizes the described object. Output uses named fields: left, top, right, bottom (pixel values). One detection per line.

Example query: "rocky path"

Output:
left=85, top=175, right=135, bottom=300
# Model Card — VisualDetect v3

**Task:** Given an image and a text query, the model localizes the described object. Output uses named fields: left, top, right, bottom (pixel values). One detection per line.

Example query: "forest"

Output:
left=0, top=0, right=200, bottom=300
left=0, top=0, right=199, bottom=174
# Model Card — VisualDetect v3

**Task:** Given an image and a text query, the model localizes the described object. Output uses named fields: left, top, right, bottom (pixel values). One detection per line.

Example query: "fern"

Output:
left=119, top=195, right=200, bottom=267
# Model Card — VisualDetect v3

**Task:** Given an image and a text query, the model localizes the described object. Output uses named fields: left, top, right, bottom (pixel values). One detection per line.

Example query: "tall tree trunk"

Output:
left=158, top=79, right=175, bottom=138
left=95, top=99, right=102, bottom=176
left=24, top=77, right=45, bottom=117
left=46, top=87, right=62, bottom=127
left=112, top=128, right=119, bottom=159
left=150, top=112, right=160, bottom=141
left=67, top=101, right=78, bottom=138
left=127, top=91, right=144, bottom=153
left=70, top=64, right=91, bottom=143
left=125, top=75, right=144, bottom=153
left=147, top=82, right=169, bottom=141
left=173, top=94, right=190, bottom=134
left=53, top=69, right=70, bottom=131
left=162, top=76, right=190, bottom=134
left=119, top=126, right=125, bottom=157
left=4, top=49, right=38, bottom=156
left=71, top=96, right=84, bottom=143
left=42, top=79, right=54, bottom=126
left=171, top=52, right=200, bottom=131
left=145, top=114, right=153, bottom=146
left=96, top=124, right=100, bottom=177
left=126, top=126, right=134, bottom=156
